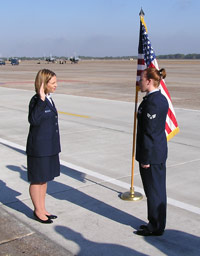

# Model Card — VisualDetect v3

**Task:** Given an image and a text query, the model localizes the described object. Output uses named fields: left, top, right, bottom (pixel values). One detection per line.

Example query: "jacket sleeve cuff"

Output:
left=37, top=97, right=47, bottom=108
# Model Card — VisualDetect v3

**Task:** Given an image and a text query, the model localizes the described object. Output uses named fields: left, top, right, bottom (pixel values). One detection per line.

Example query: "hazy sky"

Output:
left=0, top=0, right=199, bottom=57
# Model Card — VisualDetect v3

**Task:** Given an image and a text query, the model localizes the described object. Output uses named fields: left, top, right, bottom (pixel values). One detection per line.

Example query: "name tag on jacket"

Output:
left=45, top=109, right=51, bottom=113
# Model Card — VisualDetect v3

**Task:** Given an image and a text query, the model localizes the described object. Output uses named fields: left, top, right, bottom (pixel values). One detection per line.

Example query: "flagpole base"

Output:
left=120, top=187, right=143, bottom=201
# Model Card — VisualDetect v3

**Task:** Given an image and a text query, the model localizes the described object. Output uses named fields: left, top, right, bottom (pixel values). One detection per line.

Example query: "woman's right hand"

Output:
left=40, top=83, right=45, bottom=101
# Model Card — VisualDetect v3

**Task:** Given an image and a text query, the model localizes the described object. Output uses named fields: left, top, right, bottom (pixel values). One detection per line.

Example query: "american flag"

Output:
left=136, top=14, right=179, bottom=141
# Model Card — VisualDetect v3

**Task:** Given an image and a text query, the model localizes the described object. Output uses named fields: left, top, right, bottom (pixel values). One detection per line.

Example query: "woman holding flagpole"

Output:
left=135, top=67, right=169, bottom=236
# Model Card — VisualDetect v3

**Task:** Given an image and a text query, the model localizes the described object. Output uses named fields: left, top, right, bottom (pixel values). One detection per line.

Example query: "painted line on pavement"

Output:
left=175, top=107, right=200, bottom=112
left=0, top=137, right=200, bottom=216
left=168, top=158, right=200, bottom=168
left=58, top=111, right=90, bottom=119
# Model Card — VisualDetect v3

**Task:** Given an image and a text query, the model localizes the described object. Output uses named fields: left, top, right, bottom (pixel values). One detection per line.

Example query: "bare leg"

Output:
left=40, top=183, right=50, bottom=216
left=29, top=183, right=48, bottom=221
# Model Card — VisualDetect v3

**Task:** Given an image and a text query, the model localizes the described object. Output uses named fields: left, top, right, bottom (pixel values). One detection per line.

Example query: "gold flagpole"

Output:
left=120, top=9, right=144, bottom=201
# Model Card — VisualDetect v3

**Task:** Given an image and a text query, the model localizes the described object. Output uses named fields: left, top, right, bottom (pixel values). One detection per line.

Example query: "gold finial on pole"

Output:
left=139, top=8, right=145, bottom=17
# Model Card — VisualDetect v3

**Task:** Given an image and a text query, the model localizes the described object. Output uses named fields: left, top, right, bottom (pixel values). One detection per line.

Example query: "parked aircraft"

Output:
left=45, top=55, right=56, bottom=63
left=69, top=56, right=80, bottom=64
left=10, top=58, right=19, bottom=65
left=0, top=59, right=6, bottom=65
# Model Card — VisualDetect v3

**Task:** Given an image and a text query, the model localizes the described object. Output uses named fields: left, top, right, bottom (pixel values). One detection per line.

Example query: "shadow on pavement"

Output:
left=48, top=179, right=143, bottom=228
left=55, top=225, right=147, bottom=256
left=144, top=229, right=200, bottom=256
left=5, top=164, right=143, bottom=229
left=3, top=139, right=144, bottom=230
left=0, top=179, right=33, bottom=219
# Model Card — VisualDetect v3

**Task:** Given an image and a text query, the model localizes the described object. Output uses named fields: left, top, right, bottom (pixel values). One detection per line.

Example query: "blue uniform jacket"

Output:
left=136, top=91, right=169, bottom=164
left=26, top=94, right=61, bottom=157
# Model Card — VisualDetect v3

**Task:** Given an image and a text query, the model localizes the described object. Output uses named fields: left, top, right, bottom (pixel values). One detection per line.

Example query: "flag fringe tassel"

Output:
left=167, top=127, right=180, bottom=141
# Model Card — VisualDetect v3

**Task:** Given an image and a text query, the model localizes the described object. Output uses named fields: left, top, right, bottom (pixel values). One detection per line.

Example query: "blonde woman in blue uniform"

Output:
left=26, top=69, right=61, bottom=224
left=135, top=67, right=169, bottom=236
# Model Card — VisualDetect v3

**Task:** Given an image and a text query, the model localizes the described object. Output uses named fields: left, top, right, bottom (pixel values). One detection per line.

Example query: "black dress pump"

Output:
left=34, top=211, right=53, bottom=224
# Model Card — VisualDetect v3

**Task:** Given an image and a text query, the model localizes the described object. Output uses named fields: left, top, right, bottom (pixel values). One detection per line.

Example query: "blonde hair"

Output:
left=144, top=67, right=166, bottom=88
left=35, top=69, right=56, bottom=94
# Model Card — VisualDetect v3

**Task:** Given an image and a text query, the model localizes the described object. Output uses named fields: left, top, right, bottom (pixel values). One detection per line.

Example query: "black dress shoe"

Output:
left=135, top=228, right=164, bottom=236
left=46, top=214, right=57, bottom=219
left=33, top=211, right=53, bottom=224
left=140, top=224, right=148, bottom=230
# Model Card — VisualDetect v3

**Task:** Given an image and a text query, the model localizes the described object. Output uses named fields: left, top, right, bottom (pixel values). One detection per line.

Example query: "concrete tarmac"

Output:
left=0, top=60, right=200, bottom=256
left=0, top=69, right=200, bottom=255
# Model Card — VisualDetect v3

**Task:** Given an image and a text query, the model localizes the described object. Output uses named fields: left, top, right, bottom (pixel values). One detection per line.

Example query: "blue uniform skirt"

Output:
left=27, top=154, right=60, bottom=183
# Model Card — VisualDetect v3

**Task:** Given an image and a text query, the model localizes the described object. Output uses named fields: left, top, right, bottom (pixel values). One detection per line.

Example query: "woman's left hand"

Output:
left=141, top=163, right=150, bottom=169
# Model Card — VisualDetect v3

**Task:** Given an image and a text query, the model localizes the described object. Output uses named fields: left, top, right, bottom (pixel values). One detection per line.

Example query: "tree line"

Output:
left=157, top=54, right=200, bottom=59
left=2, top=54, right=200, bottom=60
left=76, top=54, right=200, bottom=60
left=84, top=54, right=200, bottom=59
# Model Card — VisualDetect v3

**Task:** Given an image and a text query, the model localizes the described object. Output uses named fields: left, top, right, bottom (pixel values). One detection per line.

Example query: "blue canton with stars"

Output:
left=141, top=24, right=156, bottom=67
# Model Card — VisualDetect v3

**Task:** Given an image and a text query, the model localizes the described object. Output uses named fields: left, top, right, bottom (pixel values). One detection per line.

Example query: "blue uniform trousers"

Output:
left=139, top=163, right=167, bottom=233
